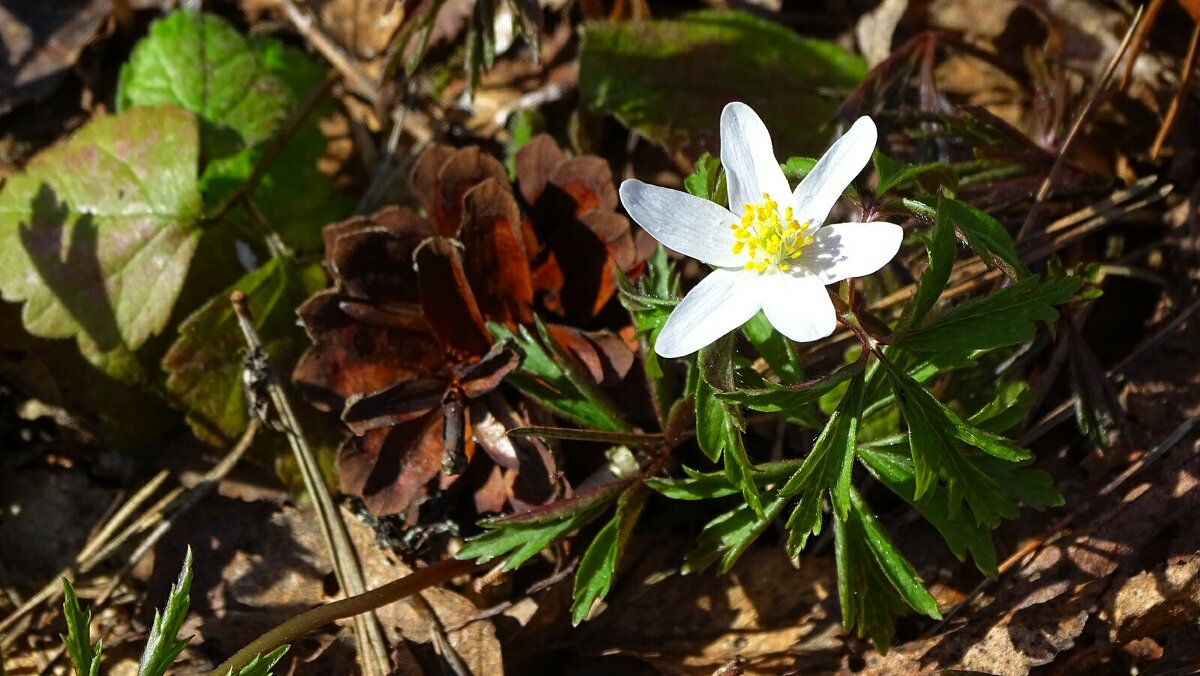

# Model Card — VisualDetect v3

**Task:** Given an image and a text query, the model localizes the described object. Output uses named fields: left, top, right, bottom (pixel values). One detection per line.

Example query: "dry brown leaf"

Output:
left=577, top=548, right=843, bottom=675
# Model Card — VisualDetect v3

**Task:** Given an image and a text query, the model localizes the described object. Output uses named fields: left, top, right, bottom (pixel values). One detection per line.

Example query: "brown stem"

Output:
left=210, top=558, right=480, bottom=675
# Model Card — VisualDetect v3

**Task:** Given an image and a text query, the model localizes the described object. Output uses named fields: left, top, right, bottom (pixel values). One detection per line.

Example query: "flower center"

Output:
left=729, top=193, right=814, bottom=273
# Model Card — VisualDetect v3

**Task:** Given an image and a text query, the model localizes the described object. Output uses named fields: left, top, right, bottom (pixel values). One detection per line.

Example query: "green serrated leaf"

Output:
left=723, top=414, right=763, bottom=517
left=880, top=355, right=1058, bottom=527
left=163, top=258, right=325, bottom=444
left=683, top=152, right=722, bottom=202
left=646, top=460, right=800, bottom=500
left=904, top=195, right=1028, bottom=279
left=0, top=106, right=203, bottom=367
left=683, top=496, right=789, bottom=574
left=778, top=373, right=865, bottom=553
left=897, top=277, right=1080, bottom=354
left=489, top=321, right=630, bottom=432
left=717, top=353, right=865, bottom=413
left=835, top=488, right=939, bottom=653
left=230, top=645, right=290, bottom=676
left=858, top=445, right=998, bottom=575
left=873, top=151, right=957, bottom=196
left=571, top=489, right=646, bottom=624
left=580, top=11, right=866, bottom=160
left=61, top=579, right=102, bottom=676
left=457, top=481, right=630, bottom=570
left=138, top=547, right=193, bottom=676
left=901, top=196, right=956, bottom=330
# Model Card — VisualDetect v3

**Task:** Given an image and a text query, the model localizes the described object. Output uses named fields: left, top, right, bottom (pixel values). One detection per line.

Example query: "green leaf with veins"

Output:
left=879, top=355, right=1061, bottom=527
left=901, top=196, right=956, bottom=330
left=897, top=276, right=1079, bottom=354
left=0, top=106, right=202, bottom=359
left=858, top=444, right=999, bottom=575
left=163, top=257, right=326, bottom=445
left=580, top=11, right=866, bottom=160
left=646, top=460, right=801, bottom=500
left=718, top=353, right=865, bottom=413
left=835, top=488, right=940, bottom=653
left=873, top=151, right=957, bottom=196
left=903, top=195, right=1028, bottom=279
left=683, top=496, right=788, bottom=574
left=119, top=10, right=351, bottom=253
left=490, top=320, right=630, bottom=432
left=118, top=10, right=292, bottom=159
left=571, top=488, right=646, bottom=625
left=779, top=373, right=865, bottom=554
left=457, top=480, right=631, bottom=570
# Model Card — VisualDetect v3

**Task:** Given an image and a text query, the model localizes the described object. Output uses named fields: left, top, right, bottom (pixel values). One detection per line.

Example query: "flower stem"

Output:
left=209, top=557, right=480, bottom=675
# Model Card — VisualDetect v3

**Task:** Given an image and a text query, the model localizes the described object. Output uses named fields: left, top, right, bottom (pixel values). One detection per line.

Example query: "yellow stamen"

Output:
left=727, top=193, right=814, bottom=274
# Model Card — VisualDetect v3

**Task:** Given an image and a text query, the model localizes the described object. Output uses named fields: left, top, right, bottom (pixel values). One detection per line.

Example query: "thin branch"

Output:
left=210, top=558, right=481, bottom=676
left=1017, top=4, right=1145, bottom=241
left=229, top=292, right=391, bottom=676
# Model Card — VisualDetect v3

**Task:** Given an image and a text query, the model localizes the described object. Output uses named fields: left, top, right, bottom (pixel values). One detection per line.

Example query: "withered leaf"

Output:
left=339, top=412, right=446, bottom=517
left=342, top=376, right=450, bottom=435
left=459, top=179, right=535, bottom=325
left=430, top=146, right=508, bottom=236
left=415, top=236, right=492, bottom=358
left=293, top=291, right=443, bottom=412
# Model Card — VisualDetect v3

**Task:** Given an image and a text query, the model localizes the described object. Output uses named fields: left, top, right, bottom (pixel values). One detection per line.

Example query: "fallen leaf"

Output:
left=0, top=0, right=110, bottom=115
left=579, top=11, right=867, bottom=161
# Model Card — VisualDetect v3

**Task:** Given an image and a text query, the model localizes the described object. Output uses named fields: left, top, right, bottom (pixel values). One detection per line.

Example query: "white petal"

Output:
left=655, top=268, right=761, bottom=358
left=792, top=116, right=877, bottom=225
left=720, top=102, right=791, bottom=213
left=760, top=272, right=837, bottom=343
left=619, top=179, right=742, bottom=267
left=801, top=221, right=903, bottom=284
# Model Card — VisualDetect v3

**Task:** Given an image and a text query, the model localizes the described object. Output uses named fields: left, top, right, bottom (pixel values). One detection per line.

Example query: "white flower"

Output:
left=619, top=102, right=903, bottom=358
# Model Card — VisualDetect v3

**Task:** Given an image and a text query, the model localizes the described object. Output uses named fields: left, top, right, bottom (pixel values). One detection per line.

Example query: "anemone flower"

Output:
left=619, top=102, right=902, bottom=358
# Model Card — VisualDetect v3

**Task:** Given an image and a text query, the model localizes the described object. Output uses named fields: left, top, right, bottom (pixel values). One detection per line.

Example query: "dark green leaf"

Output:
left=778, top=374, right=865, bottom=554
left=901, top=196, right=956, bottom=330
left=741, top=312, right=802, bottom=383
left=835, top=488, right=939, bottom=653
left=858, top=445, right=998, bottom=575
left=457, top=480, right=631, bottom=570
left=904, top=195, right=1028, bottom=279
left=873, top=151, right=957, bottom=196
left=138, top=547, right=193, bottom=676
left=163, top=258, right=325, bottom=444
left=580, top=11, right=866, bottom=160
left=722, top=413, right=763, bottom=518
left=897, top=277, right=1079, bottom=354
left=571, top=489, right=646, bottom=624
left=717, top=353, right=865, bottom=413
left=489, top=320, right=630, bottom=432
left=646, top=460, right=801, bottom=500
left=694, top=379, right=726, bottom=461
left=683, top=496, right=788, bottom=574
left=880, top=356, right=1059, bottom=527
